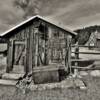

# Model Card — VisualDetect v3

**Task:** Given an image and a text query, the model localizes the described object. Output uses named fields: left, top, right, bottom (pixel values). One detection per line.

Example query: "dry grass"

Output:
left=0, top=49, right=100, bottom=100
left=0, top=74, right=100, bottom=100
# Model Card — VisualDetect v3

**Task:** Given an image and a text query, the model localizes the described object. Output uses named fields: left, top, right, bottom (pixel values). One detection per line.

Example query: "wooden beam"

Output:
left=14, top=41, right=25, bottom=45
left=15, top=45, right=25, bottom=65
left=26, top=33, right=30, bottom=73
left=24, top=40, right=27, bottom=73
left=72, top=64, right=94, bottom=69
left=6, top=39, right=14, bottom=73
left=35, top=28, right=39, bottom=67
left=65, top=35, right=72, bottom=72
left=28, top=27, right=33, bottom=73
left=74, top=42, right=79, bottom=76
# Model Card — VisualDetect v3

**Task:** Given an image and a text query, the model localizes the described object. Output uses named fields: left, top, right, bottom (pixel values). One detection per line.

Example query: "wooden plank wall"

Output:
left=6, top=19, right=72, bottom=74
left=6, top=39, right=14, bottom=72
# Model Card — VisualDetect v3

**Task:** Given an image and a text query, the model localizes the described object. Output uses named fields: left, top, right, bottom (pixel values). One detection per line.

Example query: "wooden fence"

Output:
left=71, top=45, right=100, bottom=72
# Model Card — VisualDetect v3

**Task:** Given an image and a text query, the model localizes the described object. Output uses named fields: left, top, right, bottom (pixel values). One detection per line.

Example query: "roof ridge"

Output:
left=0, top=15, right=77, bottom=37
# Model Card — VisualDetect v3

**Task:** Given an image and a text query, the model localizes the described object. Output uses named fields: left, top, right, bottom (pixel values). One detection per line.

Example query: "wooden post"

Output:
left=28, top=27, right=34, bottom=74
left=74, top=42, right=79, bottom=77
left=34, top=28, right=39, bottom=67
left=65, top=35, right=72, bottom=73
left=26, top=38, right=30, bottom=74
left=68, top=37, right=72, bottom=74
left=51, top=42, right=54, bottom=62
left=43, top=33, right=47, bottom=65
left=48, top=28, right=52, bottom=64
left=6, top=41, right=10, bottom=73
left=25, top=27, right=30, bottom=74
left=24, top=40, right=27, bottom=73
left=44, top=39, right=48, bottom=65
left=65, top=37, right=68, bottom=71
left=6, top=39, right=14, bottom=73
left=11, top=40, right=14, bottom=71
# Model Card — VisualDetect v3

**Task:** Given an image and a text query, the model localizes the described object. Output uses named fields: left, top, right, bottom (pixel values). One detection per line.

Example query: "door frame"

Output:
left=12, top=39, right=26, bottom=73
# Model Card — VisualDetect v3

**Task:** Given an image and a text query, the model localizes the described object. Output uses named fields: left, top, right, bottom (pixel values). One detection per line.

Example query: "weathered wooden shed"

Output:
left=0, top=15, right=77, bottom=83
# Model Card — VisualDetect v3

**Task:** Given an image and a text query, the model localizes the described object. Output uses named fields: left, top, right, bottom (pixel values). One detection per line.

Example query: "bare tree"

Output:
left=14, top=0, right=42, bottom=18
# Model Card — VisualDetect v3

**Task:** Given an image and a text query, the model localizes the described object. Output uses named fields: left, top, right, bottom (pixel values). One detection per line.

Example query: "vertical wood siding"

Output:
left=6, top=19, right=72, bottom=74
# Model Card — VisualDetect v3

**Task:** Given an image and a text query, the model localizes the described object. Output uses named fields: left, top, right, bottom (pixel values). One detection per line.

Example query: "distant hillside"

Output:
left=74, top=25, right=100, bottom=45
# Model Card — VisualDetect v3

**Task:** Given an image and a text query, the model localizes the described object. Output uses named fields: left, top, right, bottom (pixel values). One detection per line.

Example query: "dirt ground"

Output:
left=0, top=48, right=100, bottom=100
left=0, top=73, right=99, bottom=100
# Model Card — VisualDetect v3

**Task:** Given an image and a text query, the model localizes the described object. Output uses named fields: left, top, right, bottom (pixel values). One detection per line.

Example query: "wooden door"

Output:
left=49, top=38, right=64, bottom=63
left=13, top=40, right=26, bottom=73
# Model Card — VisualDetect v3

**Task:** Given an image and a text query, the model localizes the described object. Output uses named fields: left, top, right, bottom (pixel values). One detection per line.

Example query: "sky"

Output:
left=0, top=0, right=100, bottom=33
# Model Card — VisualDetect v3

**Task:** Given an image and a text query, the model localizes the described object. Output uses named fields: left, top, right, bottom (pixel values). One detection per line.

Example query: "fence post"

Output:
left=74, top=42, right=79, bottom=77
left=65, top=35, right=72, bottom=73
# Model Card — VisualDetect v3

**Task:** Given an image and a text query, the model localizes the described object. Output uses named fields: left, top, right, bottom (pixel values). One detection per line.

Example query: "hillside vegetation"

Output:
left=74, top=25, right=100, bottom=45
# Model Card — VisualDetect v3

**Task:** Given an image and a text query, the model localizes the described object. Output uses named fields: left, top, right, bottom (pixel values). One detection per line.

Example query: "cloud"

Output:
left=45, top=0, right=100, bottom=29
left=0, top=0, right=100, bottom=33
left=0, top=0, right=25, bottom=33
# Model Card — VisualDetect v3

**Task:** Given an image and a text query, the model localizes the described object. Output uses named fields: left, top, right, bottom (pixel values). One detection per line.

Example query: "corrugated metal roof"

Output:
left=0, top=15, right=77, bottom=37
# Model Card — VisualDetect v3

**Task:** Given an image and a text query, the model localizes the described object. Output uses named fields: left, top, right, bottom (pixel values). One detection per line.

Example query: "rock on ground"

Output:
left=90, top=70, right=100, bottom=77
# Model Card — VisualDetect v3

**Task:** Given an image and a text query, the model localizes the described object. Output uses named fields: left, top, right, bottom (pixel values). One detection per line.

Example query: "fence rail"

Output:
left=71, top=44, right=100, bottom=73
left=72, top=51, right=100, bottom=54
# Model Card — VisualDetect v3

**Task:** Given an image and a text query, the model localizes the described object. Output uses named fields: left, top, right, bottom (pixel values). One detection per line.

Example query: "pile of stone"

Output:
left=16, top=73, right=87, bottom=93
left=29, top=77, right=86, bottom=91
left=16, top=73, right=33, bottom=93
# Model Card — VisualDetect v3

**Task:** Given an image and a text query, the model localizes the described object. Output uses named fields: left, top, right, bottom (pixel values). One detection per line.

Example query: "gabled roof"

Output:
left=0, top=15, right=77, bottom=37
